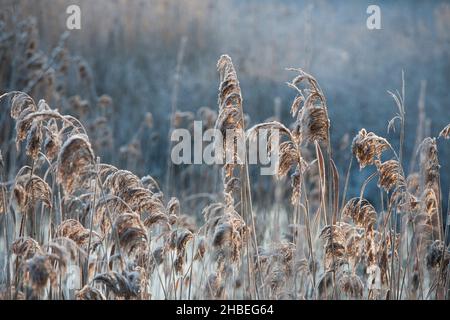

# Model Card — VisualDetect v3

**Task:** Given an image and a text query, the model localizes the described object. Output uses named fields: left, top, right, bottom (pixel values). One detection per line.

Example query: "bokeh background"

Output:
left=1, top=0, right=449, bottom=213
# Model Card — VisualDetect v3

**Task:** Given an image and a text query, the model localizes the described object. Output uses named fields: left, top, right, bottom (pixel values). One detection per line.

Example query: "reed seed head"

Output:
left=351, top=129, right=390, bottom=168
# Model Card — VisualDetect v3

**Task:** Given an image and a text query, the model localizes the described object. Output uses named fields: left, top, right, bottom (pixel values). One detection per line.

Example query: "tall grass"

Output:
left=0, top=14, right=449, bottom=301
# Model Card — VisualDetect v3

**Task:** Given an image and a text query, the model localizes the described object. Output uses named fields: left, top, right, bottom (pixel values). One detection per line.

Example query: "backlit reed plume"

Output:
left=172, top=229, right=193, bottom=274
left=419, top=137, right=440, bottom=194
left=287, top=68, right=330, bottom=144
left=342, top=197, right=378, bottom=266
left=215, top=54, right=246, bottom=176
left=103, top=169, right=142, bottom=194
left=375, top=160, right=406, bottom=192
left=12, top=237, right=42, bottom=259
left=25, top=121, right=42, bottom=159
left=414, top=188, right=441, bottom=240
left=418, top=137, right=442, bottom=239
left=319, top=224, right=346, bottom=269
left=43, top=119, right=60, bottom=160
left=438, top=123, right=450, bottom=139
left=211, top=209, right=248, bottom=265
left=298, top=100, right=329, bottom=143
left=26, top=175, right=52, bottom=207
left=351, top=129, right=390, bottom=168
left=9, top=92, right=37, bottom=120
left=57, top=134, right=95, bottom=194
left=56, top=219, right=100, bottom=249
left=12, top=174, right=52, bottom=209
left=194, top=236, right=207, bottom=260
left=342, top=197, right=377, bottom=231
left=113, top=212, right=148, bottom=258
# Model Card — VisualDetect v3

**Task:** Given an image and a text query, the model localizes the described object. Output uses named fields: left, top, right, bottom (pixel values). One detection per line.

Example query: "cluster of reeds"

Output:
left=0, top=48, right=449, bottom=300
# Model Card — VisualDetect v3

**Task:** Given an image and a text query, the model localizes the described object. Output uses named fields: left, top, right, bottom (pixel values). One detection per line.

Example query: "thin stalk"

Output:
left=84, top=157, right=99, bottom=286
left=437, top=189, right=450, bottom=299
left=19, top=160, right=35, bottom=237
left=340, top=157, right=353, bottom=217
left=187, top=235, right=196, bottom=300
left=0, top=163, right=11, bottom=299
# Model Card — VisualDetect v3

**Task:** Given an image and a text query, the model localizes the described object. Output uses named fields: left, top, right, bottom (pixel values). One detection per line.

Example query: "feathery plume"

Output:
left=352, top=129, right=390, bottom=168
left=438, top=123, right=450, bottom=139
left=56, top=134, right=95, bottom=194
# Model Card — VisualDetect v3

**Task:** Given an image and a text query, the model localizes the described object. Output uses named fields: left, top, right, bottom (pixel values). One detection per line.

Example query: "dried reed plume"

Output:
left=9, top=92, right=37, bottom=120
left=210, top=209, right=248, bottom=265
left=93, top=270, right=142, bottom=299
left=113, top=212, right=148, bottom=257
left=215, top=54, right=245, bottom=172
left=24, top=175, right=52, bottom=208
left=419, top=137, right=440, bottom=193
left=342, top=197, right=377, bottom=231
left=299, top=102, right=329, bottom=143
left=56, top=219, right=100, bottom=249
left=12, top=237, right=42, bottom=259
left=338, top=271, right=364, bottom=299
left=375, top=160, right=406, bottom=192
left=319, top=224, right=346, bottom=269
left=43, top=119, right=60, bottom=160
left=438, top=123, right=450, bottom=139
left=56, top=134, right=95, bottom=194
left=418, top=137, right=442, bottom=240
left=287, top=68, right=330, bottom=144
left=351, top=129, right=390, bottom=168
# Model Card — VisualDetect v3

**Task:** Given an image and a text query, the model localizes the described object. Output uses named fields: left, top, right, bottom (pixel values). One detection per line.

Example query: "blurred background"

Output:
left=1, top=0, right=449, bottom=213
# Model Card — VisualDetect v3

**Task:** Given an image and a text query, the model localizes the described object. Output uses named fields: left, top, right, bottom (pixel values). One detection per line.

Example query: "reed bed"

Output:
left=0, top=16, right=449, bottom=301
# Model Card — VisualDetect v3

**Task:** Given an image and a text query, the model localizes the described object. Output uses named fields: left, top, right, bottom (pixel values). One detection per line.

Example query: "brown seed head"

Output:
left=76, top=285, right=106, bottom=300
left=438, top=123, right=450, bottom=139
left=375, top=160, right=405, bottom=192
left=352, top=129, right=390, bottom=168
left=342, top=197, right=377, bottom=231
left=56, top=134, right=95, bottom=194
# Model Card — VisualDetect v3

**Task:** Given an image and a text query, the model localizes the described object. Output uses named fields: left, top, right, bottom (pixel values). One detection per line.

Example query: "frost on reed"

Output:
left=438, top=124, right=450, bottom=140
left=352, top=129, right=390, bottom=169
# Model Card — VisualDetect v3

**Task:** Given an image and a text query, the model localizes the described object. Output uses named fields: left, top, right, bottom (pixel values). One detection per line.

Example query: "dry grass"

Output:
left=0, top=17, right=449, bottom=301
